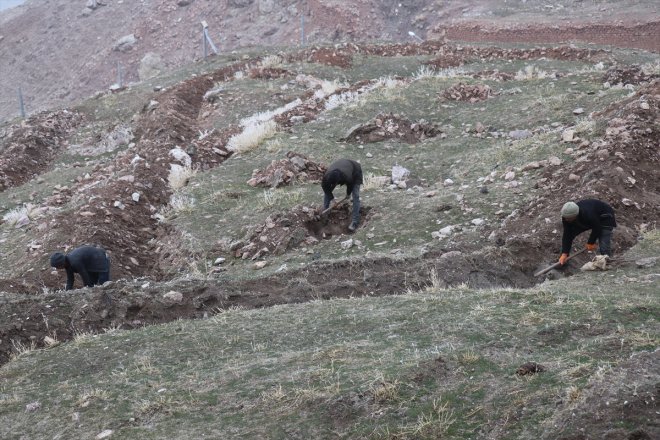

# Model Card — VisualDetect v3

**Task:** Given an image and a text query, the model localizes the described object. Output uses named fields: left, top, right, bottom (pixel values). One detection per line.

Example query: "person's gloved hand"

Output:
left=586, top=243, right=597, bottom=252
left=559, top=253, right=569, bottom=266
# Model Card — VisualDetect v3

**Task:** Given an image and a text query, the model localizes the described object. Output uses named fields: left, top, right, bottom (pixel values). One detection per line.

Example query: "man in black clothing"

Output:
left=322, top=158, right=363, bottom=232
left=50, top=245, right=111, bottom=290
left=558, top=199, right=616, bottom=266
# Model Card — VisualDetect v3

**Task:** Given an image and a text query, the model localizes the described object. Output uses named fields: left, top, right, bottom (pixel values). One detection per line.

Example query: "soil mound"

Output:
left=440, top=83, right=493, bottom=102
left=343, top=113, right=441, bottom=144
left=307, top=48, right=353, bottom=68
left=603, top=66, right=659, bottom=86
left=0, top=110, right=83, bottom=191
left=234, top=204, right=367, bottom=260
left=248, top=67, right=290, bottom=80
left=247, top=152, right=327, bottom=188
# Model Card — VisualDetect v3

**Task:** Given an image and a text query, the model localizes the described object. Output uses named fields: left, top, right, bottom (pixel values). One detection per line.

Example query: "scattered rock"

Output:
left=25, top=401, right=41, bottom=412
left=568, top=173, right=580, bottom=182
left=471, top=218, right=485, bottom=226
left=163, top=291, right=183, bottom=303
left=96, top=430, right=114, bottom=440
left=138, top=52, right=164, bottom=80
left=113, top=201, right=125, bottom=210
left=214, top=257, right=226, bottom=265
left=131, top=192, right=140, bottom=202
left=635, top=257, right=658, bottom=268
left=113, top=34, right=137, bottom=52
left=509, top=129, right=532, bottom=140
left=504, top=171, right=515, bottom=181
left=522, top=161, right=541, bottom=171
left=548, top=156, right=562, bottom=166
left=441, top=82, right=492, bottom=102
left=343, top=113, right=441, bottom=144
left=443, top=178, right=454, bottom=186
left=562, top=129, right=575, bottom=142
left=573, top=107, right=585, bottom=115
left=392, top=165, right=410, bottom=183
left=340, top=239, right=354, bottom=250
left=247, top=152, right=326, bottom=188
left=253, top=261, right=267, bottom=270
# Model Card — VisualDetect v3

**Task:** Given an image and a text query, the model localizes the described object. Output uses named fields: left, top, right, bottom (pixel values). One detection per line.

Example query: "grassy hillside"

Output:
left=0, top=40, right=658, bottom=439
left=1, top=232, right=657, bottom=439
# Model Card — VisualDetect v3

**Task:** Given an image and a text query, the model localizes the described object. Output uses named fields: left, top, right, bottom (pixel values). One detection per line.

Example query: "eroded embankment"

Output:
left=0, top=242, right=551, bottom=365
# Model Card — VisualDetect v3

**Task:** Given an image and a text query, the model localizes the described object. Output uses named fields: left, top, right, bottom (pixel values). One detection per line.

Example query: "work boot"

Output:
left=348, top=221, right=358, bottom=232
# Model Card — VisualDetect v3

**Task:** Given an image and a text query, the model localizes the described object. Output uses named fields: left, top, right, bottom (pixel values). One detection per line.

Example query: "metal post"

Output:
left=117, top=62, right=123, bottom=88
left=18, top=87, right=25, bottom=118
left=301, top=15, right=305, bottom=46
left=204, top=28, right=218, bottom=55
left=202, top=27, right=207, bottom=58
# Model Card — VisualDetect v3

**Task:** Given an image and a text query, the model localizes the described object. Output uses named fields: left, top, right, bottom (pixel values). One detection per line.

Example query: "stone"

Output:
left=96, top=430, right=114, bottom=440
left=568, top=173, right=580, bottom=182
left=138, top=52, right=164, bottom=80
left=113, top=201, right=125, bottom=210
left=113, top=34, right=137, bottom=52
left=438, top=225, right=454, bottom=235
left=424, top=190, right=437, bottom=197
left=254, top=261, right=267, bottom=269
left=431, top=231, right=442, bottom=239
left=214, top=257, right=226, bottom=265
left=177, top=0, right=193, bottom=6
left=163, top=291, right=183, bottom=303
left=391, top=165, right=410, bottom=183
left=396, top=181, right=407, bottom=189
left=508, top=129, right=532, bottom=140
left=118, top=175, right=135, bottom=183
left=131, top=192, right=140, bottom=202
left=471, top=218, right=485, bottom=226
left=640, top=102, right=650, bottom=110
left=522, top=161, right=541, bottom=171
left=635, top=257, right=658, bottom=268
left=366, top=152, right=373, bottom=158
left=443, top=178, right=454, bottom=186
left=340, top=239, right=354, bottom=250
left=504, top=171, right=515, bottom=181
left=548, top=156, right=562, bottom=166
left=562, top=129, right=575, bottom=142
left=572, top=107, right=584, bottom=115
left=25, top=401, right=41, bottom=413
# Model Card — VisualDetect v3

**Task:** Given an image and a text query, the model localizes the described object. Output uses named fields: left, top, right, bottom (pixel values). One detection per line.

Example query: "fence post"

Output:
left=117, top=62, right=123, bottom=88
left=202, top=22, right=208, bottom=58
left=301, top=15, right=305, bottom=46
left=18, top=87, right=25, bottom=118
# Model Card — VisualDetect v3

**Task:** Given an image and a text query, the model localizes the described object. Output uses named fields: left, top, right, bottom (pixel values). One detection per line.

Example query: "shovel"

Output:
left=534, top=248, right=587, bottom=277
left=320, top=196, right=348, bottom=217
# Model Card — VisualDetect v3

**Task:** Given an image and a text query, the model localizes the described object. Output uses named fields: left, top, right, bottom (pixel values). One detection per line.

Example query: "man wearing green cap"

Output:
left=559, top=199, right=616, bottom=265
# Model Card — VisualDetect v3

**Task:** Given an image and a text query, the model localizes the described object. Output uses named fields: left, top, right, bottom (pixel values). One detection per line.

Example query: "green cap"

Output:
left=561, top=201, right=579, bottom=217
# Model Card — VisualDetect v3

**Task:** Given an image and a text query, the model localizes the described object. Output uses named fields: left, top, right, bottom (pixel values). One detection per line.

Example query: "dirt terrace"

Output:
left=438, top=21, right=660, bottom=53
left=0, top=110, right=84, bottom=191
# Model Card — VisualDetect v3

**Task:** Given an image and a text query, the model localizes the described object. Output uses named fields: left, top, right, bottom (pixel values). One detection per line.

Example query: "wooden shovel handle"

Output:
left=534, top=248, right=587, bottom=277
left=320, top=196, right=348, bottom=215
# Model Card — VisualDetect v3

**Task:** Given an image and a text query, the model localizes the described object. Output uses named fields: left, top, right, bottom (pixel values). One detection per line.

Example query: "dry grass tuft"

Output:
left=227, top=120, right=277, bottom=153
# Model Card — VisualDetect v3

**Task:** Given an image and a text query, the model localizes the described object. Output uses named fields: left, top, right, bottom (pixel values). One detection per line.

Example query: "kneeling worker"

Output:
left=559, top=199, right=616, bottom=266
left=322, top=158, right=363, bottom=232
left=50, top=245, right=111, bottom=290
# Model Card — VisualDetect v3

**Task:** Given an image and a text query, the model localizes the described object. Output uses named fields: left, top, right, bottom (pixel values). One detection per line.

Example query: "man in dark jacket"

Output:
left=322, top=158, right=363, bottom=231
left=50, top=245, right=111, bottom=290
left=558, top=199, right=616, bottom=266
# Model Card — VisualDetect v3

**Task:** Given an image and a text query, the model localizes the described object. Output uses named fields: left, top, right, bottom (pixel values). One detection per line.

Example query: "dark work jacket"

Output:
left=561, top=199, right=616, bottom=254
left=64, top=246, right=110, bottom=290
left=322, top=159, right=363, bottom=196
